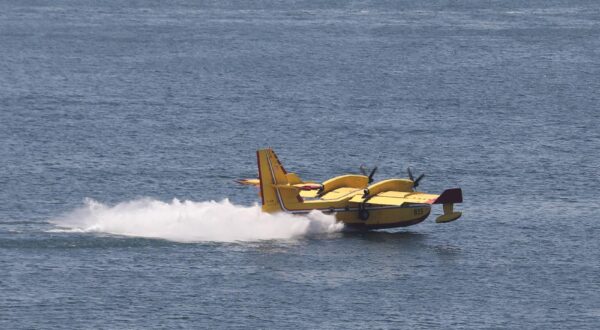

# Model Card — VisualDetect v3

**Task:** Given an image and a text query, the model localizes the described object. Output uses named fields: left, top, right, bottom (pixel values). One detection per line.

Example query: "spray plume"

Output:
left=51, top=198, right=343, bottom=243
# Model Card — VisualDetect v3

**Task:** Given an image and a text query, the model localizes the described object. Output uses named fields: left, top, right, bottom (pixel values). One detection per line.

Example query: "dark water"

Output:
left=2, top=0, right=600, bottom=328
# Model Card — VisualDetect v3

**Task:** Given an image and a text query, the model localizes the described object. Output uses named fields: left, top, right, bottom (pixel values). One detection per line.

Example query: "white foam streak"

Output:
left=51, top=198, right=343, bottom=243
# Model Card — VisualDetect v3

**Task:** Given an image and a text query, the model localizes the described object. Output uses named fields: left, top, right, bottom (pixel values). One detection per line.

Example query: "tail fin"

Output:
left=256, top=148, right=302, bottom=213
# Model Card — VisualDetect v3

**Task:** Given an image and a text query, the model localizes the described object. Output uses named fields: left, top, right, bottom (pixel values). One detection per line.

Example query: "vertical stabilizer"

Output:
left=256, top=149, right=302, bottom=213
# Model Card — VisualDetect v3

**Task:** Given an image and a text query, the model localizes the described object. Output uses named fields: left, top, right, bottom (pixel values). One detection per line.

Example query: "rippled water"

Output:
left=1, top=0, right=599, bottom=328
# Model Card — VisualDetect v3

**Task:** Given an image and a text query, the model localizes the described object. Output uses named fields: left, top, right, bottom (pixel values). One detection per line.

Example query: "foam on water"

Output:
left=50, top=198, right=343, bottom=243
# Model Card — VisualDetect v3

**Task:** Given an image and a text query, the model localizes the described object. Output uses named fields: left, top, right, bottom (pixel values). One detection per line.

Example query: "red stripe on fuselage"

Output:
left=256, top=151, right=265, bottom=205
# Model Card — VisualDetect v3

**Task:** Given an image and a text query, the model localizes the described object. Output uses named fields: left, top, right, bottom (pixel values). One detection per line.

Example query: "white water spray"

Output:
left=50, top=198, right=343, bottom=243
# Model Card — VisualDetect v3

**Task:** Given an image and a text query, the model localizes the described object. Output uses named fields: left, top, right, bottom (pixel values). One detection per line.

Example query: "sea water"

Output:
left=1, top=0, right=599, bottom=328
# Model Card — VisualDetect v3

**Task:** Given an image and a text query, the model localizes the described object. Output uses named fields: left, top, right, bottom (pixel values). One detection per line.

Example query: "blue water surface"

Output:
left=1, top=0, right=599, bottom=328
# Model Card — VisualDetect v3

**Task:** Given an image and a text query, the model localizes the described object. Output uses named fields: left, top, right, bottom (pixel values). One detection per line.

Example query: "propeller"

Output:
left=359, top=165, right=378, bottom=184
left=359, top=165, right=368, bottom=176
left=407, top=167, right=425, bottom=189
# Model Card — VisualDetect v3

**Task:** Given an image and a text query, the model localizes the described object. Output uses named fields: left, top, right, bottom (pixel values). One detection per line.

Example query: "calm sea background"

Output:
left=1, top=0, right=599, bottom=328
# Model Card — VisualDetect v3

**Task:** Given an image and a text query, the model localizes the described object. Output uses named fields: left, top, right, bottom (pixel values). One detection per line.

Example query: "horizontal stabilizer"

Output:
left=236, top=178, right=321, bottom=191
left=296, top=183, right=322, bottom=190
left=235, top=178, right=260, bottom=186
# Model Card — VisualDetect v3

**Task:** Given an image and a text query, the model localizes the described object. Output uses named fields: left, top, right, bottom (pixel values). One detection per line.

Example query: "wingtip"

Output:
left=433, top=188, right=463, bottom=204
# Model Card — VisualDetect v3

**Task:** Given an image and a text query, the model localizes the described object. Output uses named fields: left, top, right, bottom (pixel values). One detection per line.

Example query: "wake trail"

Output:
left=50, top=198, right=343, bottom=243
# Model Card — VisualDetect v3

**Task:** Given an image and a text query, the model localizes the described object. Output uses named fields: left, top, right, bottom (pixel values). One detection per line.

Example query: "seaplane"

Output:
left=237, top=148, right=463, bottom=230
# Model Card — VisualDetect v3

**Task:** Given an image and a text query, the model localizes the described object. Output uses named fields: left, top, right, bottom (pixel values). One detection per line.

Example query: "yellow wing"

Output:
left=349, top=188, right=462, bottom=206
left=349, top=191, right=439, bottom=206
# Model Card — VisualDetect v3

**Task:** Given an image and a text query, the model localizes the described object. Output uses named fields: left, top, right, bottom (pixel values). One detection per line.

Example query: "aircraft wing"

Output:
left=349, top=188, right=462, bottom=206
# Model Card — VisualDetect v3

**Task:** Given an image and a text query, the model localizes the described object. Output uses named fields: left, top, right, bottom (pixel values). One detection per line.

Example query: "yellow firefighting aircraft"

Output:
left=237, top=148, right=462, bottom=230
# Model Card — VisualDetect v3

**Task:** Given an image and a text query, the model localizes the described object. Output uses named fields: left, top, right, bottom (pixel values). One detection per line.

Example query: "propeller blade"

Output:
left=407, top=167, right=414, bottom=181
left=368, top=166, right=378, bottom=184
left=413, top=173, right=425, bottom=188
left=359, top=165, right=368, bottom=176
